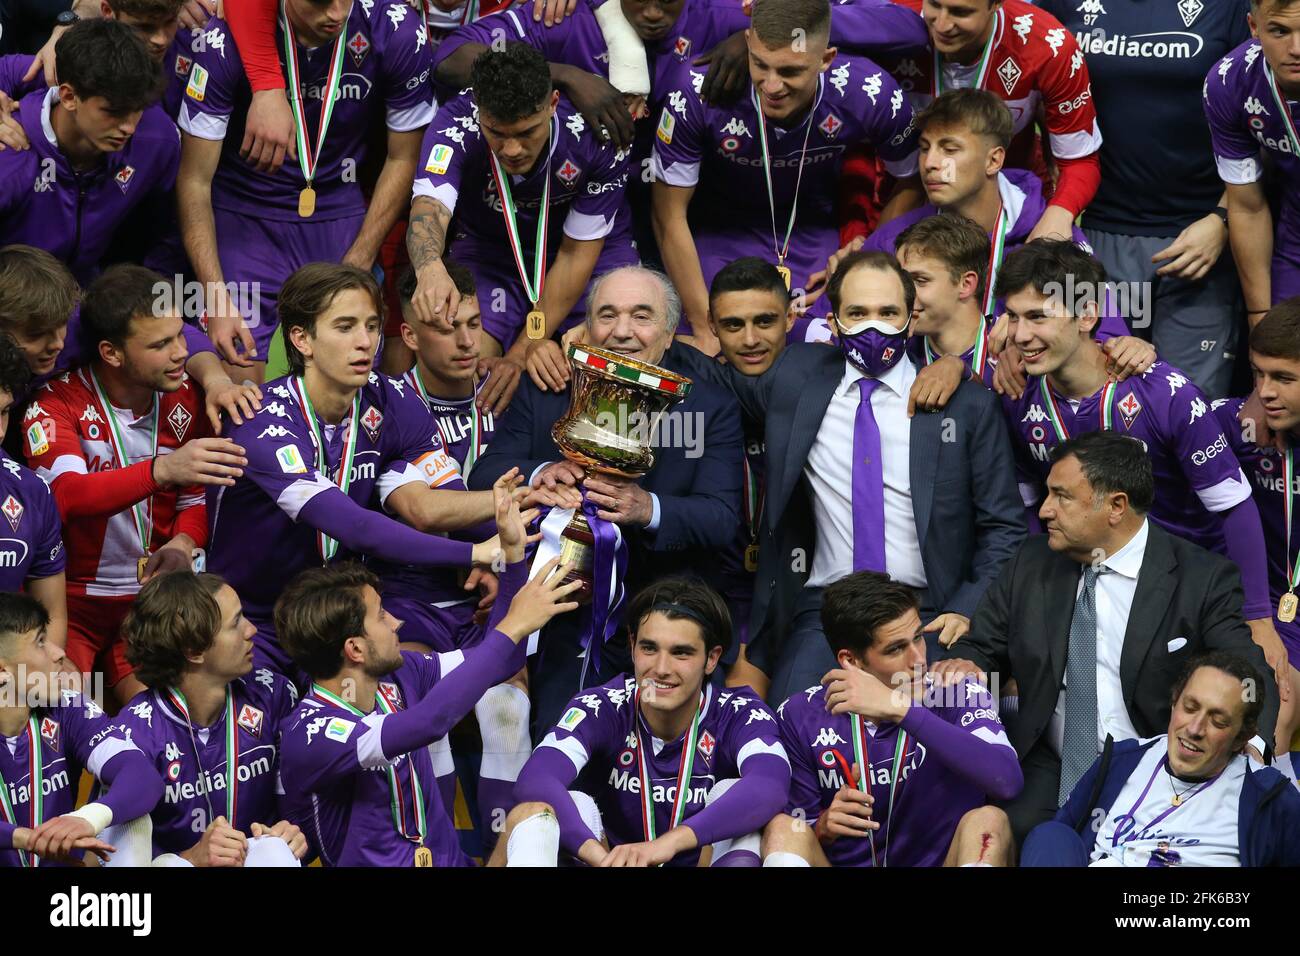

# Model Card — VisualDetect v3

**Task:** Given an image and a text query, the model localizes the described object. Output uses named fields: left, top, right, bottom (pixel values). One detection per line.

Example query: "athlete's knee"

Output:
left=957, top=804, right=1012, bottom=840
left=505, top=801, right=553, bottom=831
left=760, top=812, right=811, bottom=855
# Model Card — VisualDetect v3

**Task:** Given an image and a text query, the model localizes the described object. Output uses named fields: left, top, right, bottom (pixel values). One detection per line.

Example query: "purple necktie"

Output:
left=852, top=377, right=887, bottom=572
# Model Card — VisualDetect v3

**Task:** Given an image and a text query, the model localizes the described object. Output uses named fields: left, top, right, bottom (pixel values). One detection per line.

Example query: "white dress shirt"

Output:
left=1050, top=520, right=1149, bottom=756
left=805, top=358, right=926, bottom=589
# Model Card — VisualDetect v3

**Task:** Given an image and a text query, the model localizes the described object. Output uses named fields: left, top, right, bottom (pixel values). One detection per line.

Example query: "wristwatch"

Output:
left=55, top=9, right=80, bottom=26
left=1212, top=205, right=1229, bottom=227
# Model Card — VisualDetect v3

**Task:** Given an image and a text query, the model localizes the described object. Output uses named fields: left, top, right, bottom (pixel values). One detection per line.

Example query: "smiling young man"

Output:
left=0, top=592, right=163, bottom=868
left=1024, top=652, right=1300, bottom=867
left=761, top=570, right=1020, bottom=867
left=996, top=240, right=1287, bottom=690
left=1203, top=0, right=1300, bottom=317
left=207, top=263, right=522, bottom=680
left=407, top=41, right=637, bottom=412
left=25, top=265, right=245, bottom=707
left=651, top=0, right=922, bottom=350
left=508, top=576, right=789, bottom=866
left=0, top=247, right=78, bottom=387
left=115, top=571, right=305, bottom=867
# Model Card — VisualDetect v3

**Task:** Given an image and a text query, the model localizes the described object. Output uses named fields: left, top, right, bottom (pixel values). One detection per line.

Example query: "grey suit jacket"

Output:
left=720, top=343, right=1026, bottom=675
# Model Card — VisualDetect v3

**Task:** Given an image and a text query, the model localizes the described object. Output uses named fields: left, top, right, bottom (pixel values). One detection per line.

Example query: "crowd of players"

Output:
left=0, top=0, right=1299, bottom=868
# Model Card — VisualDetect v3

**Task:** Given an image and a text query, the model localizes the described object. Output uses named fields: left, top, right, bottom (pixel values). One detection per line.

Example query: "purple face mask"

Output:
left=835, top=317, right=911, bottom=377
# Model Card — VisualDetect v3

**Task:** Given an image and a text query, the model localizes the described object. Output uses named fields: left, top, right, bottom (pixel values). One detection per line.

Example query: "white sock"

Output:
left=763, top=851, right=811, bottom=867
left=245, top=835, right=301, bottom=868
left=100, top=815, right=154, bottom=868
left=568, top=790, right=605, bottom=843
left=476, top=684, right=532, bottom=783
left=711, top=831, right=761, bottom=861
left=506, top=810, right=560, bottom=867
left=150, top=853, right=195, bottom=868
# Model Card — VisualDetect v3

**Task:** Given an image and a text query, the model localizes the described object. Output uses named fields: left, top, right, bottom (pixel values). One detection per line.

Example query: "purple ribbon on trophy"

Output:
left=522, top=344, right=692, bottom=665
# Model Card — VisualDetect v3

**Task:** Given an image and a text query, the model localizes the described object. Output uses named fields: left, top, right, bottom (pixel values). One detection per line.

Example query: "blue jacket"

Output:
left=1058, top=736, right=1300, bottom=867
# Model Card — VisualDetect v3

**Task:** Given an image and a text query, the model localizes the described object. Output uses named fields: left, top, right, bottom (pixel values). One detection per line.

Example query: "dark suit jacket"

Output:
left=469, top=342, right=743, bottom=592
left=949, top=525, right=1279, bottom=755
left=721, top=343, right=1027, bottom=674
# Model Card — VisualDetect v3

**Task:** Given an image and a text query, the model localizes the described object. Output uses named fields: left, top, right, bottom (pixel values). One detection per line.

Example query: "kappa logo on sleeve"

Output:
left=657, top=110, right=675, bottom=145
left=276, top=444, right=308, bottom=474
left=325, top=717, right=356, bottom=742
left=559, top=706, right=586, bottom=731
left=425, top=143, right=453, bottom=175
left=186, top=64, right=209, bottom=102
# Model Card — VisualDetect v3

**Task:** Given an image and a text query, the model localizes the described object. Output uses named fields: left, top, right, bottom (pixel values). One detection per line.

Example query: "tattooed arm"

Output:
left=406, top=194, right=459, bottom=326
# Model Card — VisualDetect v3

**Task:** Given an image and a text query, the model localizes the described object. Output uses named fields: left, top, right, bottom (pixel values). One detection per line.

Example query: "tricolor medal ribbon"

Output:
left=281, top=0, right=347, bottom=217
left=0, top=718, right=44, bottom=867
left=88, top=368, right=158, bottom=579
left=487, top=141, right=551, bottom=339
left=933, top=6, right=1002, bottom=96
left=752, top=82, right=820, bottom=292
left=166, top=686, right=239, bottom=825
left=291, top=376, right=361, bottom=562
left=633, top=685, right=706, bottom=846
left=1039, top=378, right=1117, bottom=443
left=1264, top=61, right=1300, bottom=156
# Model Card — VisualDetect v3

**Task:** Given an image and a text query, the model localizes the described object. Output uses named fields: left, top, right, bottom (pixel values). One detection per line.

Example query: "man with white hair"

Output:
left=470, top=265, right=743, bottom=738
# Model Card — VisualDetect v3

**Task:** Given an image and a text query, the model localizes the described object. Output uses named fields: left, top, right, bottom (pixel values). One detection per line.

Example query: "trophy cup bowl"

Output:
left=548, top=344, right=692, bottom=603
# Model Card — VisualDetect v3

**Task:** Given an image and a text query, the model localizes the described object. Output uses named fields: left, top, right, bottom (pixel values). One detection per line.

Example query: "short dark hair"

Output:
left=750, top=0, right=831, bottom=47
left=278, top=263, right=383, bottom=377
left=1170, top=651, right=1264, bottom=744
left=397, top=260, right=475, bottom=304
left=107, top=0, right=185, bottom=19
left=626, top=576, right=732, bottom=659
left=915, top=89, right=1013, bottom=150
left=895, top=214, right=992, bottom=305
left=0, top=333, right=33, bottom=399
left=827, top=250, right=916, bottom=319
left=80, top=263, right=169, bottom=354
left=708, top=256, right=790, bottom=308
left=469, top=43, right=552, bottom=123
left=123, top=572, right=227, bottom=689
left=0, top=245, right=79, bottom=339
left=1249, top=297, right=1300, bottom=362
left=820, top=572, right=919, bottom=658
left=0, top=592, right=50, bottom=656
left=56, top=17, right=165, bottom=113
left=994, top=238, right=1108, bottom=324
left=275, top=563, right=379, bottom=681
left=1050, top=430, right=1155, bottom=514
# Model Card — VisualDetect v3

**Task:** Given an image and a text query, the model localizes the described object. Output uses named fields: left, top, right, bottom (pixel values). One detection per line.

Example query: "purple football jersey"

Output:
left=0, top=451, right=65, bottom=590
left=1203, top=40, right=1300, bottom=302
left=402, top=370, right=497, bottom=475
left=115, top=670, right=298, bottom=855
left=413, top=91, right=636, bottom=343
left=777, top=676, right=1008, bottom=867
left=178, top=4, right=434, bottom=222
left=1004, top=360, right=1251, bottom=552
left=0, top=691, right=138, bottom=868
left=277, top=649, right=472, bottom=867
left=535, top=676, right=785, bottom=866
left=904, top=314, right=1000, bottom=389
left=650, top=53, right=919, bottom=300
left=207, top=373, right=453, bottom=669
left=1216, top=397, right=1300, bottom=665
left=0, top=89, right=180, bottom=286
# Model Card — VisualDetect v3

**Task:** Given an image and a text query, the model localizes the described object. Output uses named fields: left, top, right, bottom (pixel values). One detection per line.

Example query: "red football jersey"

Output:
left=23, top=368, right=210, bottom=597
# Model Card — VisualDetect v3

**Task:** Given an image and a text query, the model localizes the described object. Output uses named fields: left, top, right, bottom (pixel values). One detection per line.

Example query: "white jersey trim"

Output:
left=736, top=737, right=789, bottom=770
left=1195, top=470, right=1252, bottom=513
left=359, top=710, right=395, bottom=769
left=178, top=102, right=230, bottom=141
left=38, top=454, right=87, bottom=483
left=85, top=736, right=139, bottom=779
left=538, top=731, right=589, bottom=776
left=971, top=725, right=1015, bottom=751
left=376, top=462, right=426, bottom=509
left=387, top=101, right=435, bottom=134
left=562, top=208, right=616, bottom=242
left=1216, top=154, right=1263, bottom=186
left=275, top=474, right=336, bottom=521
left=412, top=179, right=460, bottom=213
left=1049, top=122, right=1102, bottom=161
left=650, top=155, right=700, bottom=188
left=436, top=649, right=465, bottom=676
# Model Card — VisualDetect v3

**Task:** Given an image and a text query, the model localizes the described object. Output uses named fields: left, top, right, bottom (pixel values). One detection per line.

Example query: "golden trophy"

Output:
left=549, top=343, right=692, bottom=603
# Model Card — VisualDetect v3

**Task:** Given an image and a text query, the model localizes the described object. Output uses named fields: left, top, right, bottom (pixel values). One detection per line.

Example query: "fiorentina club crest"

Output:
left=1177, top=0, right=1203, bottom=27
left=881, top=346, right=896, bottom=364
left=557, top=159, right=581, bottom=185
left=996, top=57, right=1022, bottom=94
left=237, top=705, right=264, bottom=738
left=673, top=36, right=691, bottom=58
left=1117, top=392, right=1142, bottom=429
left=361, top=405, right=383, bottom=441
left=697, top=730, right=716, bottom=759
left=1, top=494, right=22, bottom=532
left=818, top=112, right=843, bottom=140
left=167, top=403, right=193, bottom=442
left=174, top=54, right=192, bottom=78
left=40, top=716, right=59, bottom=752
left=348, top=30, right=370, bottom=65
left=114, top=166, right=135, bottom=192
left=378, top=681, right=402, bottom=709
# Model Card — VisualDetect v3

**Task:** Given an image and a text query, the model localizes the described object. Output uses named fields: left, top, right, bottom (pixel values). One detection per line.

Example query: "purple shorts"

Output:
left=384, top=595, right=480, bottom=654
left=212, top=208, right=366, bottom=354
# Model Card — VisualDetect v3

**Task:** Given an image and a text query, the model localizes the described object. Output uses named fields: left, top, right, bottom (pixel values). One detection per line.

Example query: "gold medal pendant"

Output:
left=1170, top=794, right=1183, bottom=807
left=413, top=846, right=433, bottom=867
left=1280, top=591, right=1298, bottom=624
left=136, top=554, right=150, bottom=584
left=744, top=543, right=759, bottom=573
left=298, top=186, right=317, bottom=218
left=776, top=264, right=792, bottom=290
left=526, top=309, right=546, bottom=340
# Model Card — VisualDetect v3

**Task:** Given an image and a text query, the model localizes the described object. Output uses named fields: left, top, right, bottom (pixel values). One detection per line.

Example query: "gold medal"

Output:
left=298, top=186, right=316, bottom=218
left=413, top=846, right=433, bottom=867
left=1170, top=794, right=1183, bottom=807
left=137, top=554, right=150, bottom=583
left=1280, top=591, right=1298, bottom=624
left=526, top=309, right=546, bottom=340
left=744, top=543, right=759, bottom=573
left=776, top=264, right=791, bottom=290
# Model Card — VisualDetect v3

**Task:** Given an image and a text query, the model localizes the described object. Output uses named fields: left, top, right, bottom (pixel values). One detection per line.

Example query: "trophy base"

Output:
left=558, top=511, right=596, bottom=606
